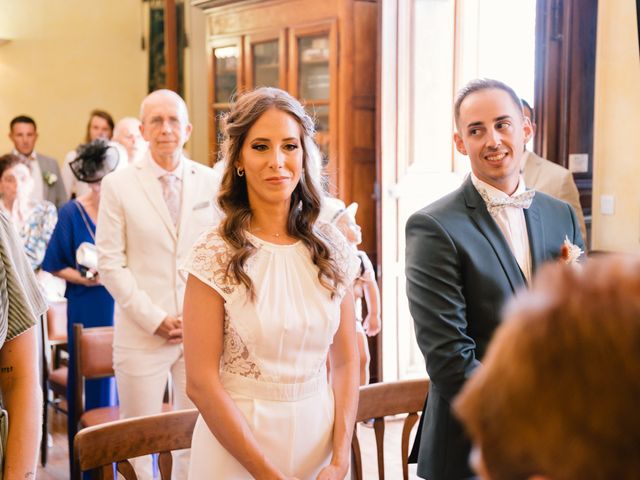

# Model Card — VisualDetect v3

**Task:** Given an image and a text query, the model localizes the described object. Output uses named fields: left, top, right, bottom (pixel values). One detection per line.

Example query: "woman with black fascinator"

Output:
left=42, top=139, right=119, bottom=477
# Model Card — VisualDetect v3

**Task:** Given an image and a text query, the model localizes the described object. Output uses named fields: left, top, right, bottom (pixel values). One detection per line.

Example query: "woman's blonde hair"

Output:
left=216, top=87, right=342, bottom=300
left=454, top=255, right=640, bottom=480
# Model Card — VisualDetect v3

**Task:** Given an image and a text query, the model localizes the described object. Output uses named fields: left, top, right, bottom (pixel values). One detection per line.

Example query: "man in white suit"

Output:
left=7, top=115, right=67, bottom=209
left=521, top=100, right=587, bottom=241
left=97, top=89, right=220, bottom=478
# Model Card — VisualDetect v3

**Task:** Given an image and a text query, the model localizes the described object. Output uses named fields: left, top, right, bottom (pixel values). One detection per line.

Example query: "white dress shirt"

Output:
left=471, top=173, right=532, bottom=282
left=13, top=149, right=43, bottom=202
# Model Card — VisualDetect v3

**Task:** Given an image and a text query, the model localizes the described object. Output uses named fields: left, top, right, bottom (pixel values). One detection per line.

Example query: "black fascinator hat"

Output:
left=69, top=139, right=120, bottom=183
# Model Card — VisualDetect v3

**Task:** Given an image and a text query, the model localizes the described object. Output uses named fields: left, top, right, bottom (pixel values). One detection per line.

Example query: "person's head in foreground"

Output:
left=454, top=255, right=640, bottom=480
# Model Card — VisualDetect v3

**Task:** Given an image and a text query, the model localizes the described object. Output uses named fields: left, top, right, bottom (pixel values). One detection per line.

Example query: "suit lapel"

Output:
left=463, top=178, right=526, bottom=293
left=135, top=156, right=177, bottom=241
left=36, top=154, right=50, bottom=198
left=525, top=196, right=545, bottom=275
left=177, top=159, right=197, bottom=239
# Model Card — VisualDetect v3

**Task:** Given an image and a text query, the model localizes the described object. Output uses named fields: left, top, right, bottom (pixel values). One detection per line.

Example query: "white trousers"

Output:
left=114, top=343, right=194, bottom=480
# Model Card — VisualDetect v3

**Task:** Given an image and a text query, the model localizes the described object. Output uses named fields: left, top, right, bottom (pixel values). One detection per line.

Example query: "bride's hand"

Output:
left=315, top=464, right=346, bottom=480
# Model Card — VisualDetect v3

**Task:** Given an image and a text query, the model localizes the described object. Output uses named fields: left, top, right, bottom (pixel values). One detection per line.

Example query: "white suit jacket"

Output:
left=97, top=154, right=221, bottom=350
left=522, top=150, right=587, bottom=241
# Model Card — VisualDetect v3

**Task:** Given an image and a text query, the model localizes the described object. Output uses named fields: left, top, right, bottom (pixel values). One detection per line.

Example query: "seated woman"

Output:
left=42, top=139, right=119, bottom=476
left=0, top=209, right=48, bottom=478
left=454, top=255, right=640, bottom=480
left=0, top=154, right=57, bottom=270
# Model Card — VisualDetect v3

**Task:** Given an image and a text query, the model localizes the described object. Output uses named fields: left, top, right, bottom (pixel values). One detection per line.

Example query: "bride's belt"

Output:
left=220, top=371, right=328, bottom=402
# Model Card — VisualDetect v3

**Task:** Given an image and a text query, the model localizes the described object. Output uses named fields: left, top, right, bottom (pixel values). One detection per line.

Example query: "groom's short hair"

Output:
left=454, top=79, right=523, bottom=129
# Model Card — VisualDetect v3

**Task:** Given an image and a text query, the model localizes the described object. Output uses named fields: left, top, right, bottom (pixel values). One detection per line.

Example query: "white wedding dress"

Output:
left=182, top=223, right=358, bottom=479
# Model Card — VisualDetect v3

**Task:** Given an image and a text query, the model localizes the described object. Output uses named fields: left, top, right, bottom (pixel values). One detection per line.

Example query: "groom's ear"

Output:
left=454, top=132, right=467, bottom=155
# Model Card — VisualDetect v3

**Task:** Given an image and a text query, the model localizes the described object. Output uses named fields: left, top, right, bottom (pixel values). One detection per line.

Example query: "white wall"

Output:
left=0, top=1, right=147, bottom=163
left=591, top=0, right=640, bottom=252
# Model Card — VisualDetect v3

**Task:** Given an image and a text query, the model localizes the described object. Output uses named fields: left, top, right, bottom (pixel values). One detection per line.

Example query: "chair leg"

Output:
left=40, top=392, right=48, bottom=466
left=40, top=313, right=49, bottom=467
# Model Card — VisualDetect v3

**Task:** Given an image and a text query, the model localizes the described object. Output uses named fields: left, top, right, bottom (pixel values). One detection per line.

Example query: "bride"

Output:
left=182, top=87, right=360, bottom=479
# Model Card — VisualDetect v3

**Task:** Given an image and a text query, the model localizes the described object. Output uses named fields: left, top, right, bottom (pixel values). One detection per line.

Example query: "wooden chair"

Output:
left=47, top=301, right=68, bottom=414
left=74, top=409, right=199, bottom=479
left=351, top=378, right=429, bottom=480
left=74, top=324, right=121, bottom=429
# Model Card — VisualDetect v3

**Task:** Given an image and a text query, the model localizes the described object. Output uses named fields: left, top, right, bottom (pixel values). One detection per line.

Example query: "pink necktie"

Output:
left=160, top=174, right=180, bottom=226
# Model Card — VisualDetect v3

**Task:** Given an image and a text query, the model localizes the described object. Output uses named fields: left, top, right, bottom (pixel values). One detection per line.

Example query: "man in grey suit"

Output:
left=520, top=99, right=587, bottom=241
left=7, top=116, right=67, bottom=208
left=406, top=79, right=584, bottom=480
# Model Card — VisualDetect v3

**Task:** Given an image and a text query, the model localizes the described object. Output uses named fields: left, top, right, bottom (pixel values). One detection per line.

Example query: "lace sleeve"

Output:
left=317, top=221, right=361, bottom=299
left=181, top=227, right=239, bottom=300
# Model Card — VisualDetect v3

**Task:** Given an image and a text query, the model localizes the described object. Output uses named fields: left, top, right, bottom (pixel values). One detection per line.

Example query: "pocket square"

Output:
left=192, top=200, right=211, bottom=211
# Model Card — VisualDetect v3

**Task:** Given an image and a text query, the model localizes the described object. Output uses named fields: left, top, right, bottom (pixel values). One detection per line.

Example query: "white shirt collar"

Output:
left=12, top=148, right=37, bottom=162
left=147, top=152, right=184, bottom=181
left=470, top=173, right=527, bottom=200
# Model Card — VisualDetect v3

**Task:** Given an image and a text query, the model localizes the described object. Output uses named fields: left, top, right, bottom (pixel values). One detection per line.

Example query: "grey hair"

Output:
left=139, top=89, right=189, bottom=124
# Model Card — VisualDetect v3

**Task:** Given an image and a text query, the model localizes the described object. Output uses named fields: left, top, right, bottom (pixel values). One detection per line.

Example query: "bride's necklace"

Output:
left=249, top=222, right=287, bottom=239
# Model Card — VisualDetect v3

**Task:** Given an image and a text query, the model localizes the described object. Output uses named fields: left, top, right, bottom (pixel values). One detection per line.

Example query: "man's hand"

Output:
left=154, top=315, right=183, bottom=344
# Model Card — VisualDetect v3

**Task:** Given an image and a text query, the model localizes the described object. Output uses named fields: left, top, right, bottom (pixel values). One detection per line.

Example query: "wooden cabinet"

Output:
left=194, top=0, right=379, bottom=260
left=194, top=0, right=381, bottom=381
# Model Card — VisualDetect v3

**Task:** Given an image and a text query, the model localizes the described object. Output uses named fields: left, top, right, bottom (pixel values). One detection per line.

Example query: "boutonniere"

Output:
left=42, top=171, right=57, bottom=186
left=560, top=235, right=583, bottom=265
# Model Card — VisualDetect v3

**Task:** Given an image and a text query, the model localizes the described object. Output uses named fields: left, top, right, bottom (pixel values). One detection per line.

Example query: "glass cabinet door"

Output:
left=298, top=35, right=330, bottom=100
left=289, top=21, right=337, bottom=190
left=245, top=31, right=286, bottom=90
left=209, top=37, right=243, bottom=165
left=214, top=45, right=239, bottom=104
left=253, top=41, right=280, bottom=87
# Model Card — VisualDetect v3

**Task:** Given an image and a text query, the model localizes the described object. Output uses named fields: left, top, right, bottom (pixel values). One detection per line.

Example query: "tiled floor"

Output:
left=37, top=407, right=420, bottom=479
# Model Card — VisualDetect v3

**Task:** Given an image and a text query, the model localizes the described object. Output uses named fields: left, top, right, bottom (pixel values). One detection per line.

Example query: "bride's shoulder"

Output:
left=183, top=227, right=240, bottom=297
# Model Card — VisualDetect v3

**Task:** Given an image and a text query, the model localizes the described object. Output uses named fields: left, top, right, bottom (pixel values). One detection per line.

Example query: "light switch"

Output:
left=600, top=195, right=615, bottom=215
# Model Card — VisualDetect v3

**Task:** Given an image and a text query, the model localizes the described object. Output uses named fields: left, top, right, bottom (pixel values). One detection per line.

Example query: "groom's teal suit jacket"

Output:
left=405, top=176, right=584, bottom=480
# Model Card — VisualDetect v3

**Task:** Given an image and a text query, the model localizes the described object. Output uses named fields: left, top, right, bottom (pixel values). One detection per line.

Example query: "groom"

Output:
left=406, top=79, right=584, bottom=480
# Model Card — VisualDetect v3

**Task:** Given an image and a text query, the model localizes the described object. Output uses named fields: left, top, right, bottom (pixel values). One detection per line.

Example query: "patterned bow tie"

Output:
left=477, top=188, right=535, bottom=216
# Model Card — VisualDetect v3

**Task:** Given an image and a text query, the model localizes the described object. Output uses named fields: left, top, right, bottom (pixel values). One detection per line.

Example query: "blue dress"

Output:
left=42, top=200, right=116, bottom=473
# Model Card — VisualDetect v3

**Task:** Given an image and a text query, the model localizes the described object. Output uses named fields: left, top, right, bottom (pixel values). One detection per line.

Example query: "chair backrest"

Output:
left=74, top=409, right=199, bottom=479
left=74, top=325, right=115, bottom=426
left=47, top=300, right=67, bottom=344
left=351, top=378, right=429, bottom=480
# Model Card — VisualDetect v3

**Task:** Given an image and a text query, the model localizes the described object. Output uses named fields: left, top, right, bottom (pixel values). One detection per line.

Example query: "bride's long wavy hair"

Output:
left=216, top=87, right=343, bottom=300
